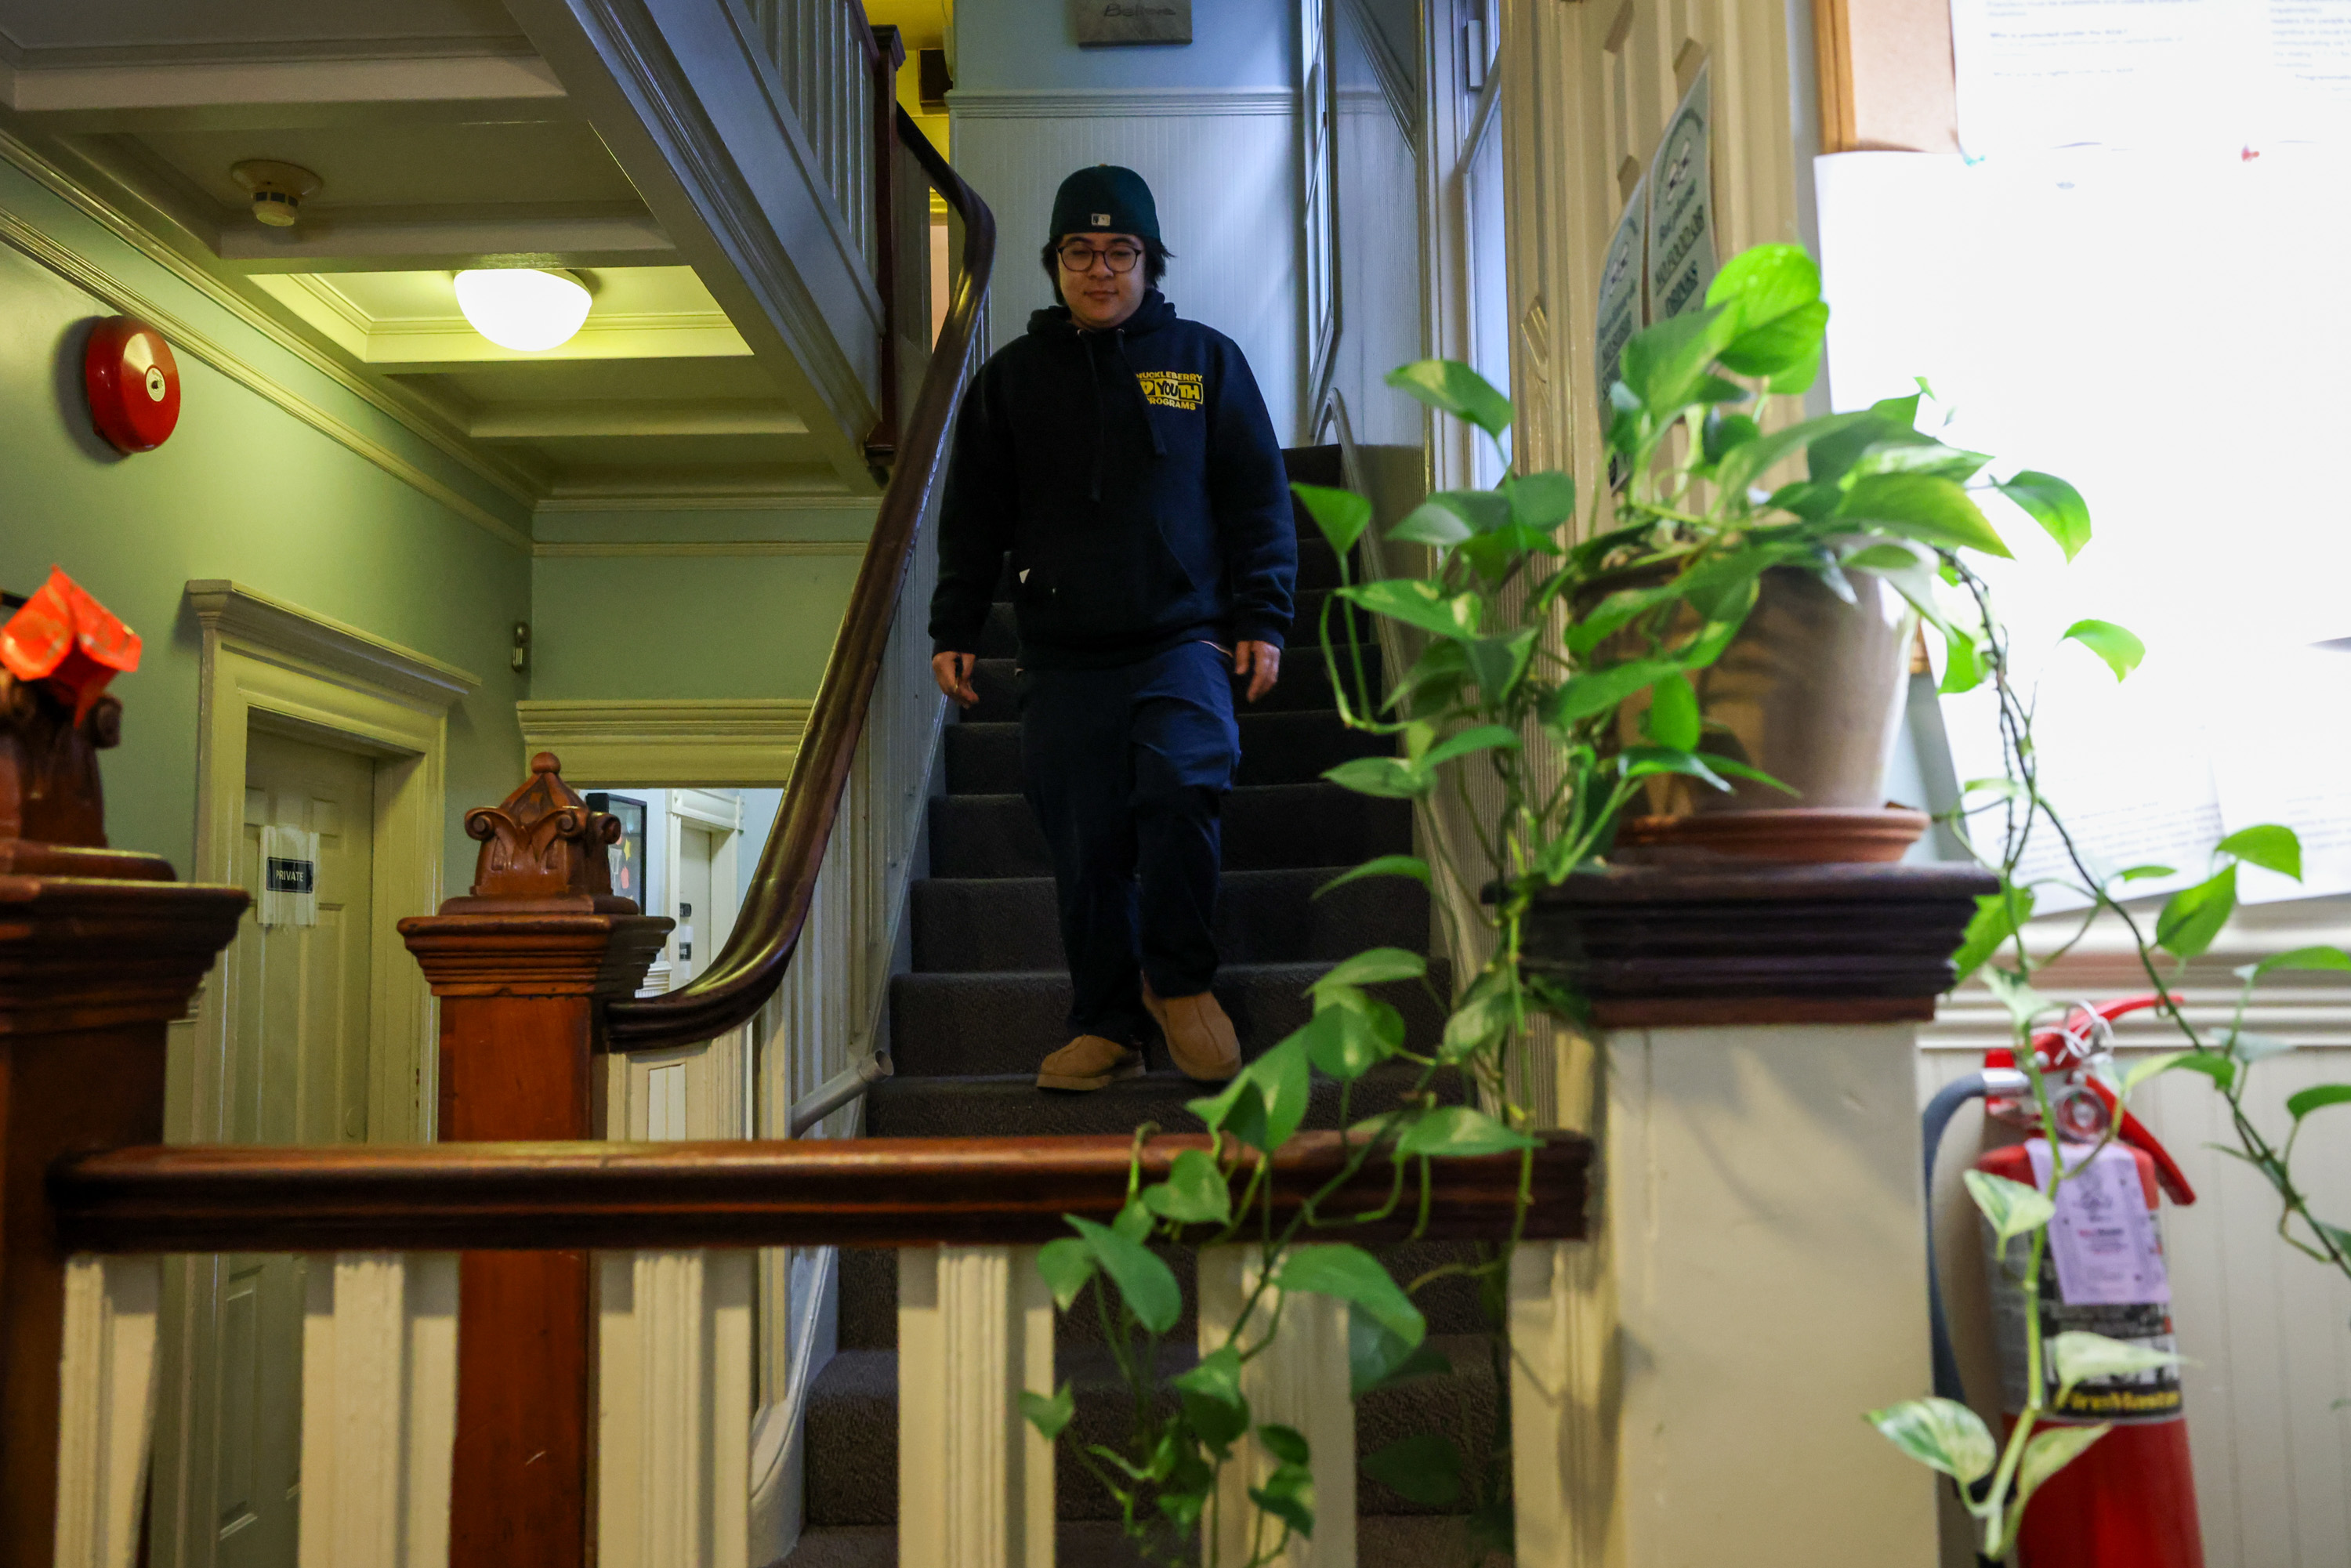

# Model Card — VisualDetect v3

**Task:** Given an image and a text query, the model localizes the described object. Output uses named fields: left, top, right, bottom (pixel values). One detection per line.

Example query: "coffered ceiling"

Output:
left=0, top=0, right=871, bottom=505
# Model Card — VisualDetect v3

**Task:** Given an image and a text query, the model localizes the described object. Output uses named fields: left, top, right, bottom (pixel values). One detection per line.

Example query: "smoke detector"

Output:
left=230, top=161, right=323, bottom=229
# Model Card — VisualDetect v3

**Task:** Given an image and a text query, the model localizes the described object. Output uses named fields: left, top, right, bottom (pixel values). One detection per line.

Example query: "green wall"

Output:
left=529, top=505, right=874, bottom=701
left=0, top=158, right=534, bottom=879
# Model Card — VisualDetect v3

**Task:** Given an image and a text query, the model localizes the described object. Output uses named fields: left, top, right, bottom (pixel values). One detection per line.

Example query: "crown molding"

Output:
left=185, top=579, right=483, bottom=708
left=947, top=87, right=1293, bottom=119
left=516, top=699, right=812, bottom=785
left=0, top=126, right=545, bottom=542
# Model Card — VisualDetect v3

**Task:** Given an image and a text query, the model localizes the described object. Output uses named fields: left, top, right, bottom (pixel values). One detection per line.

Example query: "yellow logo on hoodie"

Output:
left=1136, top=371, right=1203, bottom=411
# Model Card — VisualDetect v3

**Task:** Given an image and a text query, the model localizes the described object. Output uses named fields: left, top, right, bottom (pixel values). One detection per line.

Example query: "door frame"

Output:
left=156, top=580, right=476, bottom=1568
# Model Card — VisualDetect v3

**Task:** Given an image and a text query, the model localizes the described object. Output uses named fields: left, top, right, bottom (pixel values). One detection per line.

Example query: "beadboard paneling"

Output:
left=948, top=91, right=1304, bottom=441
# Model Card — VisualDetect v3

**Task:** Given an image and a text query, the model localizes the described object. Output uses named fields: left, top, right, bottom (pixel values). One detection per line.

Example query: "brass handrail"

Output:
left=606, top=107, right=993, bottom=1048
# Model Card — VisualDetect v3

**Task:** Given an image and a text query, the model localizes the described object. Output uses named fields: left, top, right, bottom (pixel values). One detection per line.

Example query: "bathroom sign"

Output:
left=1074, top=0, right=1190, bottom=46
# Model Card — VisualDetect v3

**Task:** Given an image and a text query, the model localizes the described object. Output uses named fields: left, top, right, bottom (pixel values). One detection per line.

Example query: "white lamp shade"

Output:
left=453, top=268, right=593, bottom=353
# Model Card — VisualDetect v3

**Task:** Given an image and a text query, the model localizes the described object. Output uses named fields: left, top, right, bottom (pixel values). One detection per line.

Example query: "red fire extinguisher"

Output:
left=1980, top=997, right=2204, bottom=1567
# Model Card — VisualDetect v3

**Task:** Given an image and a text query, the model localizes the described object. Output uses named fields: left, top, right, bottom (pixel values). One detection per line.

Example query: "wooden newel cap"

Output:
left=0, top=671, right=172, bottom=882
left=444, top=752, right=637, bottom=914
left=1522, top=862, right=1997, bottom=1028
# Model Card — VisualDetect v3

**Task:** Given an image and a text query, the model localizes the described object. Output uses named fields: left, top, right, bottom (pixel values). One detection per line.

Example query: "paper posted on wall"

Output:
left=1645, top=63, right=1718, bottom=321
left=1951, top=0, right=2351, bottom=154
left=1595, top=172, right=1647, bottom=412
left=259, top=824, right=318, bottom=929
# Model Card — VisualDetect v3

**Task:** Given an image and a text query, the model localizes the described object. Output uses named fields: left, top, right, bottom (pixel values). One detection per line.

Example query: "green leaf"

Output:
left=1020, top=1384, right=1075, bottom=1441
left=1291, top=482, right=1369, bottom=556
left=1461, top=630, right=1537, bottom=701
left=1063, top=1215, right=1183, bottom=1334
left=1172, top=1345, right=1250, bottom=1452
left=1939, top=630, right=1986, bottom=695
left=1311, top=947, right=1427, bottom=996
left=1274, top=1244, right=1426, bottom=1347
left=2014, top=1422, right=2110, bottom=1515
left=1422, top=724, right=1522, bottom=770
left=1965, top=1168, right=2055, bottom=1244
left=1694, top=751, right=1799, bottom=793
left=1323, top=755, right=1432, bottom=799
left=1389, top=498, right=1474, bottom=549
left=2219, top=1030, right=2296, bottom=1064
left=1619, top=303, right=1734, bottom=415
left=2286, top=1084, right=2351, bottom=1122
left=1720, top=300, right=1829, bottom=378
left=2217, top=824, right=2302, bottom=880
left=1110, top=1199, right=1153, bottom=1242
left=1362, top=1433, right=1464, bottom=1507
left=2251, top=944, right=2351, bottom=980
left=1258, top=1423, right=1311, bottom=1466
left=1768, top=340, right=1823, bottom=394
left=1836, top=473, right=2012, bottom=558
left=1702, top=411, right=1760, bottom=465
left=1036, top=1237, right=1096, bottom=1312
left=1440, top=972, right=1518, bottom=1060
left=2116, top=864, right=2175, bottom=882
left=2052, top=1331, right=2186, bottom=1396
left=1712, top=409, right=1876, bottom=498
left=2062, top=619, right=2145, bottom=682
left=1337, top=578, right=1481, bottom=639
left=1618, top=745, right=1730, bottom=792
left=1505, top=469, right=1577, bottom=530
left=1394, top=1104, right=1537, bottom=1157
left=2170, top=1052, right=2238, bottom=1092
left=1999, top=470, right=2092, bottom=562
left=1983, top=966, right=2055, bottom=1030
left=1952, top=887, right=2034, bottom=986
left=1295, top=1001, right=1402, bottom=1081
left=1850, top=439, right=1992, bottom=484
left=1706, top=242, right=1821, bottom=327
left=1547, top=658, right=1681, bottom=726
left=1863, top=1397, right=1996, bottom=1484
left=1141, top=1147, right=1233, bottom=1226
left=1386, top=360, right=1513, bottom=438
left=2157, top=867, right=2237, bottom=961
left=1238, top=1034, right=1314, bottom=1150
left=1316, top=855, right=1432, bottom=897
left=2119, top=1052, right=2193, bottom=1099
left=1248, top=1471, right=1316, bottom=1540
left=1349, top=1316, right=1450, bottom=1396
left=1644, top=670, right=1702, bottom=751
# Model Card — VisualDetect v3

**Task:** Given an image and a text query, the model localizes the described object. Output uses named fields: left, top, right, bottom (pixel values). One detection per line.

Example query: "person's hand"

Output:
left=932, top=650, right=980, bottom=707
left=1234, top=640, right=1281, bottom=703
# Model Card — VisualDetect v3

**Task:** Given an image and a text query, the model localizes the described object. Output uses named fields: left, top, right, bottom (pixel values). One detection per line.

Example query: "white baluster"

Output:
left=897, top=1245, right=1055, bottom=1568
left=600, top=1250, right=755, bottom=1568
left=1197, top=1245, right=1356, bottom=1568
left=53, top=1255, right=161, bottom=1568
left=295, top=1251, right=459, bottom=1568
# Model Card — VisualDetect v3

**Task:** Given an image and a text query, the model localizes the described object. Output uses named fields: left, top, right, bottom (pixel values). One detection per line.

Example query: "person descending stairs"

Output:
left=782, top=446, right=1504, bottom=1566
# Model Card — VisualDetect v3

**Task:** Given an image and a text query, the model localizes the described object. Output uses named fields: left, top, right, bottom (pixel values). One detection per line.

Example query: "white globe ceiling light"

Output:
left=453, top=267, right=593, bottom=352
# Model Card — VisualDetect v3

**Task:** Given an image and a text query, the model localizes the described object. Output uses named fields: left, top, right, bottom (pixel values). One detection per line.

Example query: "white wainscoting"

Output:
left=948, top=87, right=1304, bottom=442
left=1922, top=897, right=2351, bottom=1568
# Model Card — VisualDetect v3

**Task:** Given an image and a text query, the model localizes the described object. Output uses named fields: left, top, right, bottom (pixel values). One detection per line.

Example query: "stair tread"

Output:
left=865, top=1060, right=1462, bottom=1139
left=928, top=782, right=1411, bottom=878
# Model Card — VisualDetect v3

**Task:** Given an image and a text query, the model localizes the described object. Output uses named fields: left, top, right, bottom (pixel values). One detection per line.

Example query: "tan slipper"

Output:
left=1036, top=1034, right=1146, bottom=1092
left=1142, top=982, right=1241, bottom=1084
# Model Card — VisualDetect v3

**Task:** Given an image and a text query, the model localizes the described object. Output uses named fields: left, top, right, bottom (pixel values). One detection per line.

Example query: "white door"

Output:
left=211, top=728, right=375, bottom=1566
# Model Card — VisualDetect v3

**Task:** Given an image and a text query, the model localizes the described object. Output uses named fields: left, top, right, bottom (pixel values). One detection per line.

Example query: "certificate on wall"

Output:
left=1645, top=63, right=1718, bottom=321
left=1595, top=172, right=1647, bottom=408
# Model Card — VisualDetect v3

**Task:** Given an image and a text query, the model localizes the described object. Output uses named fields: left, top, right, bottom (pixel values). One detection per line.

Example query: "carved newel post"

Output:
left=398, top=753, right=668, bottom=1568
left=0, top=675, right=245, bottom=1560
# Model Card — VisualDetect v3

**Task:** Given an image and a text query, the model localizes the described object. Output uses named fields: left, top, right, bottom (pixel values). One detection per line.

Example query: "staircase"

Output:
left=785, top=447, right=1502, bottom=1566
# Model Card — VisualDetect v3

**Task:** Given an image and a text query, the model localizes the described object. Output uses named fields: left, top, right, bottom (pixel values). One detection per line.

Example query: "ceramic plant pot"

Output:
left=1601, top=560, right=1927, bottom=863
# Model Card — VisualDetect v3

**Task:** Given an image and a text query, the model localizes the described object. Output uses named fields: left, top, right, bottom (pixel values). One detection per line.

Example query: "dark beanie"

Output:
left=1049, top=165, right=1160, bottom=246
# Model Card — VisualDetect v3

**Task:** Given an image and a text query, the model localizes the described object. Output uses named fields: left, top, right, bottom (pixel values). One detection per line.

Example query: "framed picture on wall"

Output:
left=586, top=792, right=647, bottom=904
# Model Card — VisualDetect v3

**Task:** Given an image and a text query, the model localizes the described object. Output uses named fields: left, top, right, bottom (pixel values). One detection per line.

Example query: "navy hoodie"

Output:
left=928, top=291, right=1296, bottom=669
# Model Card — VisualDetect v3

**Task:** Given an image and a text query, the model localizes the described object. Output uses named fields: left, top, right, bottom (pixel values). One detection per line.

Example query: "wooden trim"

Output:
left=1524, top=864, right=1994, bottom=1027
left=53, top=1132, right=1594, bottom=1254
left=185, top=581, right=482, bottom=708
left=515, top=700, right=813, bottom=787
left=946, top=88, right=1294, bottom=118
left=50, top=1256, right=160, bottom=1568
left=1814, top=0, right=1859, bottom=154
left=1812, top=0, right=1959, bottom=154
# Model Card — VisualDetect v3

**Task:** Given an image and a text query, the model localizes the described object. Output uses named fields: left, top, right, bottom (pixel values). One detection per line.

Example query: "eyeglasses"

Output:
left=1056, top=241, right=1144, bottom=274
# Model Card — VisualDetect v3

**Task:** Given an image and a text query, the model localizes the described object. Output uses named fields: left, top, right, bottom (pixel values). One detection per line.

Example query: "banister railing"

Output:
left=607, top=106, right=994, bottom=1052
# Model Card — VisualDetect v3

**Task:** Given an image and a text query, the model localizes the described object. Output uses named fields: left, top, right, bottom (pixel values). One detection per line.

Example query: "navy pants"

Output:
left=1018, top=641, right=1241, bottom=1046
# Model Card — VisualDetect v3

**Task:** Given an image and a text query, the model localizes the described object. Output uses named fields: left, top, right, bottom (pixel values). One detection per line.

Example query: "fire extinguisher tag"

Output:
left=1984, top=1139, right=2187, bottom=1424
left=2027, top=1139, right=2172, bottom=1305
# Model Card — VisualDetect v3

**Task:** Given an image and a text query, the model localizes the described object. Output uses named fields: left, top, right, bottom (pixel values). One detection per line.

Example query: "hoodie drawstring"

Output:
left=1078, top=323, right=1167, bottom=502
left=1111, top=329, right=1168, bottom=460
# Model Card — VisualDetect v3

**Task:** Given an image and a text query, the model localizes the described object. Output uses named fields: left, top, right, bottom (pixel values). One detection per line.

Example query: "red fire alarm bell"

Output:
left=85, top=317, right=180, bottom=454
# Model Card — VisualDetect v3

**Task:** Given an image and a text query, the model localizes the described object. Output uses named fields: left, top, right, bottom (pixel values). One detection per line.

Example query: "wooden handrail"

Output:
left=51, top=1132, right=1591, bottom=1253
left=606, top=106, right=993, bottom=1050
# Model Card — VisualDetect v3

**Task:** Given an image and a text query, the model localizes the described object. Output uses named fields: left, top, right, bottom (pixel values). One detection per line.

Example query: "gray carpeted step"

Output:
left=927, top=783, right=1412, bottom=878
left=864, top=1060, right=1459, bottom=1139
left=1283, top=443, right=1344, bottom=489
left=944, top=708, right=1391, bottom=795
left=780, top=1515, right=1504, bottom=1567
left=889, top=958, right=1451, bottom=1078
left=960, top=643, right=1384, bottom=722
left=911, top=867, right=1429, bottom=972
left=976, top=588, right=1339, bottom=660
